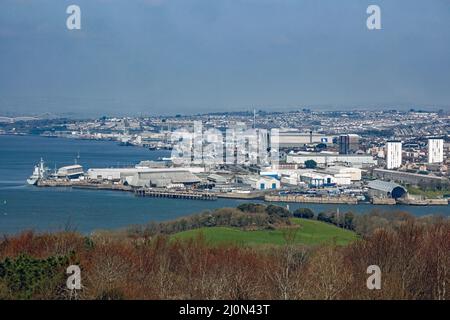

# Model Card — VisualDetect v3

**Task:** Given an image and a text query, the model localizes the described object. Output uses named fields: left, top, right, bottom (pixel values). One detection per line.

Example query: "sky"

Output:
left=0, top=0, right=450, bottom=117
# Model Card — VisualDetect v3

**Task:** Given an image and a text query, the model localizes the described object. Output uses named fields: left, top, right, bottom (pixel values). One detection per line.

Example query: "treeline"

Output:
left=0, top=216, right=448, bottom=299
left=292, top=207, right=448, bottom=237
left=123, top=203, right=444, bottom=239
left=293, top=208, right=355, bottom=230
left=125, top=204, right=292, bottom=238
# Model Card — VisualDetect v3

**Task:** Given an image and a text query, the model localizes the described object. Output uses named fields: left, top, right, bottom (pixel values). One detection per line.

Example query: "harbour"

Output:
left=28, top=156, right=448, bottom=206
left=0, top=135, right=448, bottom=235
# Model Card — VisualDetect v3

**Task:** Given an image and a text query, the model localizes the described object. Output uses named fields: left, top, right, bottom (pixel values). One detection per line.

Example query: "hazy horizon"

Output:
left=1, top=0, right=450, bottom=117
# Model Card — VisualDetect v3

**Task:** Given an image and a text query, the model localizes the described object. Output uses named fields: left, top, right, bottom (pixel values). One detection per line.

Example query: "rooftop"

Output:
left=367, top=180, right=406, bottom=193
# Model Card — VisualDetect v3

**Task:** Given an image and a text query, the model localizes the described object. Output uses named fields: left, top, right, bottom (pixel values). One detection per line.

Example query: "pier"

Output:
left=216, top=191, right=266, bottom=200
left=37, top=180, right=133, bottom=192
left=397, top=198, right=448, bottom=206
left=135, top=188, right=217, bottom=201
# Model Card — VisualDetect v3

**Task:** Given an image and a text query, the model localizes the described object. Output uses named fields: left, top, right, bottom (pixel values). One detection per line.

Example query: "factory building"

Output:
left=299, top=172, right=352, bottom=187
left=87, top=168, right=139, bottom=181
left=323, top=166, right=362, bottom=181
left=428, top=138, right=444, bottom=164
left=367, top=180, right=407, bottom=199
left=386, top=141, right=402, bottom=169
left=125, top=170, right=201, bottom=188
left=207, top=174, right=229, bottom=184
left=243, top=176, right=280, bottom=190
left=87, top=167, right=204, bottom=182
left=280, top=175, right=300, bottom=186
left=286, top=153, right=376, bottom=168
left=373, top=168, right=447, bottom=186
left=276, top=131, right=334, bottom=148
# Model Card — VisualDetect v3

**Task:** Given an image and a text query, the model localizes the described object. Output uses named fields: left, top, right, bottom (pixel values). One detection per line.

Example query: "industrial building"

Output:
left=373, top=168, right=447, bottom=186
left=367, top=180, right=407, bottom=199
left=243, top=176, right=281, bottom=190
left=286, top=153, right=376, bottom=168
left=87, top=167, right=204, bottom=182
left=299, top=171, right=352, bottom=187
left=323, top=166, right=362, bottom=181
left=57, top=164, right=84, bottom=179
left=277, top=131, right=335, bottom=148
left=207, top=173, right=229, bottom=184
left=125, top=170, right=201, bottom=188
left=87, top=168, right=140, bottom=181
left=280, top=175, right=300, bottom=186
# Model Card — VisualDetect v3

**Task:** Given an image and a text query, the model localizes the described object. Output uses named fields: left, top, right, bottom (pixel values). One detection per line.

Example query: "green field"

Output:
left=171, top=218, right=358, bottom=246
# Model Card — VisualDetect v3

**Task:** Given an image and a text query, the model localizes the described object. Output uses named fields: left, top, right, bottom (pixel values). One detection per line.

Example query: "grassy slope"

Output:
left=407, top=186, right=450, bottom=198
left=171, top=218, right=358, bottom=246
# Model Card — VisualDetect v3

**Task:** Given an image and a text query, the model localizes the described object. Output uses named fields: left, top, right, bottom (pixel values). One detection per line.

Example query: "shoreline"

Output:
left=34, top=179, right=449, bottom=206
left=3, top=134, right=446, bottom=207
left=13, top=133, right=449, bottom=207
left=1, top=134, right=448, bottom=235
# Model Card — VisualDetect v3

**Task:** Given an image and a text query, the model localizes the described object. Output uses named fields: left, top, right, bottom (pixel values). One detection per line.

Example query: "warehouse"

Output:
left=125, top=170, right=201, bottom=188
left=243, top=176, right=280, bottom=190
left=372, top=168, right=447, bottom=186
left=207, top=174, right=229, bottom=184
left=87, top=168, right=140, bottom=181
left=87, top=167, right=204, bottom=182
left=367, top=180, right=407, bottom=199
left=286, top=153, right=376, bottom=168
left=299, top=172, right=352, bottom=187
left=323, top=166, right=362, bottom=181
left=277, top=131, right=335, bottom=148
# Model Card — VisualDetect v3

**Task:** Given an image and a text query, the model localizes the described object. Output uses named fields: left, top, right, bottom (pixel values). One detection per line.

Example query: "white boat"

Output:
left=27, top=158, right=48, bottom=185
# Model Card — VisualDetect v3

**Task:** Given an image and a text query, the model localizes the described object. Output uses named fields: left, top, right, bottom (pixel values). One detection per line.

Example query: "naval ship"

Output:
left=27, top=158, right=49, bottom=185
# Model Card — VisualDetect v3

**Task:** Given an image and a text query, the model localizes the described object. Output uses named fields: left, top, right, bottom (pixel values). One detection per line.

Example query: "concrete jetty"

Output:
left=216, top=191, right=266, bottom=200
left=371, top=197, right=396, bottom=205
left=37, top=180, right=133, bottom=192
left=397, top=198, right=448, bottom=206
left=135, top=188, right=217, bottom=201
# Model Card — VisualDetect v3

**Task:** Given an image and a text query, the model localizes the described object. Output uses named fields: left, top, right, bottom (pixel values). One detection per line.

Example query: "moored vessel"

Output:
left=27, top=158, right=49, bottom=185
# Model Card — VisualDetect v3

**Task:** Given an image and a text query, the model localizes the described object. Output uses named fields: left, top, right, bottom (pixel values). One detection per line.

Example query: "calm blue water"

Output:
left=0, top=135, right=448, bottom=235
